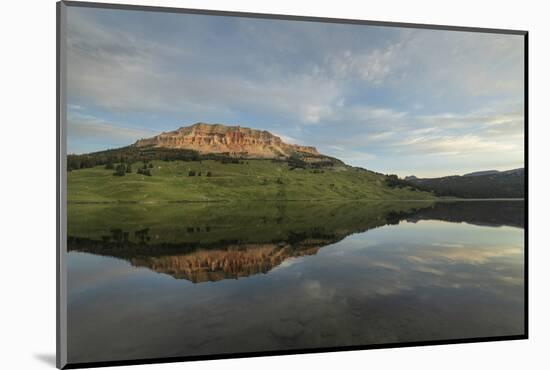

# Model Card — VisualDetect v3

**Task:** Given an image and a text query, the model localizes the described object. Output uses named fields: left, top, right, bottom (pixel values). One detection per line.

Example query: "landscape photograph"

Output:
left=63, top=4, right=525, bottom=366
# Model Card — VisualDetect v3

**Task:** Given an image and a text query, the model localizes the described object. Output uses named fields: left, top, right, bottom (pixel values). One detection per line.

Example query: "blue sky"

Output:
left=66, top=6, right=524, bottom=177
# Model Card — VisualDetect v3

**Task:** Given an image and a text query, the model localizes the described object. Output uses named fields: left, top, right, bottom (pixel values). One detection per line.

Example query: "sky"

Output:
left=66, top=6, right=525, bottom=178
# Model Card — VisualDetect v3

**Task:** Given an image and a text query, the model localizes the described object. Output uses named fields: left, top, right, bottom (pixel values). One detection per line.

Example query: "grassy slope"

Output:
left=409, top=172, right=524, bottom=198
left=68, top=159, right=434, bottom=203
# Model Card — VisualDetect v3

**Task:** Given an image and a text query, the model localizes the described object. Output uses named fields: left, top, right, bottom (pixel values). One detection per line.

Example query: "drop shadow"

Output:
left=34, top=353, right=56, bottom=367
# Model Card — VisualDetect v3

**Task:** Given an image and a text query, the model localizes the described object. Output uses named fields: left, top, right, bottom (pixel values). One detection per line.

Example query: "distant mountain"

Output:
left=501, top=168, right=525, bottom=175
left=66, top=123, right=433, bottom=202
left=406, top=168, right=524, bottom=199
left=463, top=168, right=524, bottom=177
left=134, top=122, right=320, bottom=159
left=463, top=170, right=500, bottom=177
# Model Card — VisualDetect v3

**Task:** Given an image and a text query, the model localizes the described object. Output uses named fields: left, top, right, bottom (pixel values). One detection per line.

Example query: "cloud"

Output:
left=67, top=110, right=157, bottom=150
left=324, top=46, right=396, bottom=84
left=312, top=100, right=523, bottom=157
left=391, top=29, right=524, bottom=98
left=320, top=146, right=378, bottom=166
left=67, top=8, right=523, bottom=125
left=270, top=131, right=303, bottom=145
left=418, top=110, right=524, bottom=130
left=66, top=8, right=347, bottom=124
left=393, top=134, right=518, bottom=156
left=65, top=7, right=525, bottom=175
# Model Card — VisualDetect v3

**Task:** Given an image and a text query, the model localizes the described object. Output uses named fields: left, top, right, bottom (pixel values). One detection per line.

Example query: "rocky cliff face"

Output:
left=134, top=122, right=320, bottom=158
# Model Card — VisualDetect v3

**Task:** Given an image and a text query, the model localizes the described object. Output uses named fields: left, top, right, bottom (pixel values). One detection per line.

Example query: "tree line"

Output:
left=407, top=173, right=524, bottom=198
left=108, top=160, right=154, bottom=176
left=67, top=145, right=271, bottom=172
left=68, top=145, right=340, bottom=172
left=67, top=146, right=202, bottom=171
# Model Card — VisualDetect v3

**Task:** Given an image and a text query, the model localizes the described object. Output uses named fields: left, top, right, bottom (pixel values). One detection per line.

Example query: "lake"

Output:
left=66, top=200, right=525, bottom=363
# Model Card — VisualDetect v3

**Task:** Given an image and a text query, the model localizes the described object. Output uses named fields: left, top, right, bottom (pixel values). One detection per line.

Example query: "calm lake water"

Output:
left=66, top=200, right=524, bottom=363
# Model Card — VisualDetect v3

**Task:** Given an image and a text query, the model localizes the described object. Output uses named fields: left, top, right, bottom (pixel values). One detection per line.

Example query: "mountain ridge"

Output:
left=134, top=122, right=320, bottom=159
left=66, top=122, right=434, bottom=203
left=464, top=168, right=523, bottom=177
left=405, top=168, right=524, bottom=198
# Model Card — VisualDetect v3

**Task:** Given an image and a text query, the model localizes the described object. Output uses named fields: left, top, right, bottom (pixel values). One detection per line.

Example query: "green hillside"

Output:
left=407, top=168, right=524, bottom=199
left=67, top=157, right=433, bottom=203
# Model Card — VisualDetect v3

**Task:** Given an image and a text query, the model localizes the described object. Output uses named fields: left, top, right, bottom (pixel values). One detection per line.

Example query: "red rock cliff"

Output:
left=133, top=122, right=320, bottom=158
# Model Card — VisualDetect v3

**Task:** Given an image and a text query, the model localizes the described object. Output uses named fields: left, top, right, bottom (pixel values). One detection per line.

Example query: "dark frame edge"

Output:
left=56, top=2, right=60, bottom=368
left=62, top=334, right=527, bottom=369
left=523, top=32, right=529, bottom=339
left=57, top=1, right=68, bottom=369
left=61, top=0, right=527, bottom=35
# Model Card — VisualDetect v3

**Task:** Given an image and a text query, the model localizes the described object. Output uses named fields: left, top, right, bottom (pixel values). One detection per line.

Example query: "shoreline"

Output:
left=67, top=198, right=524, bottom=205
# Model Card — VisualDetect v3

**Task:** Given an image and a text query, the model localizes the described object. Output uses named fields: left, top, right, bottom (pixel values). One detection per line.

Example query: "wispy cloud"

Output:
left=67, top=110, right=158, bottom=153
left=393, top=134, right=518, bottom=156
left=270, top=131, right=304, bottom=145
left=65, top=7, right=524, bottom=176
left=68, top=120, right=155, bottom=142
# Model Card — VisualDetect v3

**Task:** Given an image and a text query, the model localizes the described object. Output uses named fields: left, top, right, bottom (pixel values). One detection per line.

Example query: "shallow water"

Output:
left=66, top=200, right=524, bottom=363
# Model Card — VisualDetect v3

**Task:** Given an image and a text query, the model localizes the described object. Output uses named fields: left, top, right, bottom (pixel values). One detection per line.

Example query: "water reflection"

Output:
left=68, top=201, right=523, bottom=283
left=406, top=200, right=524, bottom=228
left=67, top=200, right=524, bottom=363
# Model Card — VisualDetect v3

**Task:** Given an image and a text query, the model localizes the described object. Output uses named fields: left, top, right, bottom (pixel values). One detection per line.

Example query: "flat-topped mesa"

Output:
left=133, top=122, right=320, bottom=158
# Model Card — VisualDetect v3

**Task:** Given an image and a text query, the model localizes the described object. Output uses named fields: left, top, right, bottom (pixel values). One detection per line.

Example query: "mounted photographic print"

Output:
left=56, top=1, right=528, bottom=368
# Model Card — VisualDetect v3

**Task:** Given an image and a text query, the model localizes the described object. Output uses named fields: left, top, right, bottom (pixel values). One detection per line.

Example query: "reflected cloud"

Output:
left=68, top=200, right=524, bottom=284
left=405, top=245, right=522, bottom=265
